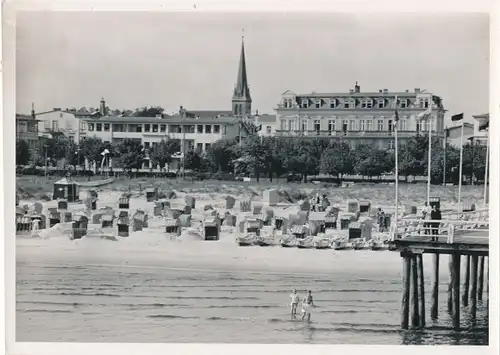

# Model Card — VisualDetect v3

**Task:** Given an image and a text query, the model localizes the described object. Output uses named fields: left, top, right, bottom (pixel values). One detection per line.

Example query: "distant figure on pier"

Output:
left=377, top=208, right=386, bottom=232
left=421, top=202, right=432, bottom=235
left=289, top=289, right=300, bottom=318
left=430, top=205, right=442, bottom=242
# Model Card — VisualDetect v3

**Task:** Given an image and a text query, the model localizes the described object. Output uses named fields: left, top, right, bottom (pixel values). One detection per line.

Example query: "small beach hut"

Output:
left=101, top=214, right=114, bottom=228
left=91, top=213, right=103, bottom=225
left=183, top=205, right=192, bottom=215
left=132, top=210, right=148, bottom=231
left=348, top=222, right=362, bottom=240
left=309, top=212, right=327, bottom=235
left=145, top=187, right=159, bottom=202
left=359, top=200, right=371, bottom=213
left=245, top=218, right=263, bottom=235
left=166, top=208, right=183, bottom=219
left=165, top=218, right=181, bottom=236
left=252, top=203, right=263, bottom=215
left=62, top=211, right=73, bottom=223
left=263, top=189, right=278, bottom=206
left=324, top=215, right=337, bottom=230
left=225, top=196, right=236, bottom=209
left=346, top=199, right=359, bottom=213
left=223, top=212, right=237, bottom=227
left=429, top=197, right=441, bottom=210
left=72, top=214, right=89, bottom=239
left=49, top=211, right=61, bottom=227
left=203, top=216, right=220, bottom=241
left=339, top=212, right=357, bottom=230
left=30, top=214, right=46, bottom=230
left=348, top=220, right=373, bottom=241
left=118, top=194, right=130, bottom=209
left=240, top=199, right=251, bottom=212
left=185, top=196, right=196, bottom=209
left=153, top=202, right=163, bottom=216
left=273, top=216, right=289, bottom=232
left=53, top=178, right=78, bottom=202
left=291, top=225, right=308, bottom=239
left=179, top=214, right=192, bottom=228
left=462, top=203, right=476, bottom=212
left=116, top=213, right=130, bottom=237
left=204, top=204, right=213, bottom=211
left=57, top=199, right=68, bottom=211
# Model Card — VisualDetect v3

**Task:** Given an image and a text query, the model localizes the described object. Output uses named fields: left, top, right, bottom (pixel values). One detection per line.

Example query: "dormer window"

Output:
left=420, top=98, right=430, bottom=109
left=329, top=99, right=337, bottom=108
left=315, top=99, right=322, bottom=108
left=361, top=99, right=373, bottom=109
left=377, top=99, right=385, bottom=109
left=300, top=99, right=309, bottom=109
left=349, top=99, right=356, bottom=109
left=283, top=98, right=294, bottom=108
left=400, top=99, right=408, bottom=109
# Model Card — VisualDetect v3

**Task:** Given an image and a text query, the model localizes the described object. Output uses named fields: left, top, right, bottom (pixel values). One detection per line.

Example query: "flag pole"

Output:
left=426, top=104, right=432, bottom=206
left=394, top=99, right=399, bottom=237
left=483, top=134, right=489, bottom=206
left=443, top=128, right=447, bottom=185
left=457, top=121, right=465, bottom=212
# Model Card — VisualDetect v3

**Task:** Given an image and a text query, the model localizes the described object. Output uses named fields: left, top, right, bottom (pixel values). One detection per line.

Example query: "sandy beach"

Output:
left=15, top=181, right=489, bottom=344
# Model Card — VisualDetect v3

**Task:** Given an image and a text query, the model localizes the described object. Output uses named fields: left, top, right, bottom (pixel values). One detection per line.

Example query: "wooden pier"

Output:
left=389, top=208, right=489, bottom=331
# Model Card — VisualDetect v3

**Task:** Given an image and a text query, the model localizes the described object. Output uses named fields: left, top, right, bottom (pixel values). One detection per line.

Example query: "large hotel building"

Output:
left=273, top=83, right=447, bottom=149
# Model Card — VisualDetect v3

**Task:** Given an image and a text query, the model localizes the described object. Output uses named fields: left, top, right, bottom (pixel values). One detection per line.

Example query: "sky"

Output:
left=16, top=12, right=489, bottom=123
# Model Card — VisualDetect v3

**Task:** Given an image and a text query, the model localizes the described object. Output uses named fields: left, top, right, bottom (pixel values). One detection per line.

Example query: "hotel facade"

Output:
left=274, top=84, right=447, bottom=149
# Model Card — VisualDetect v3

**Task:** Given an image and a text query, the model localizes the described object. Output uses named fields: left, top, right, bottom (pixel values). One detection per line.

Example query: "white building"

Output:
left=36, top=109, right=86, bottom=142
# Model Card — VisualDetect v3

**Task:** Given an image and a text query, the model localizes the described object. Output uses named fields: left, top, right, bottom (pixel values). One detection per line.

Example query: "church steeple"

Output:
left=232, top=34, right=252, bottom=117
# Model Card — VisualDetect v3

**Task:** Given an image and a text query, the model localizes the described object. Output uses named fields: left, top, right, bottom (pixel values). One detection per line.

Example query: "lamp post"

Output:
left=468, top=137, right=475, bottom=185
left=44, top=144, right=49, bottom=179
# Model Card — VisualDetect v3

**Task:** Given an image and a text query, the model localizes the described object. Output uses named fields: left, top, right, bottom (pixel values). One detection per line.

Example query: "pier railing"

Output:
left=391, top=211, right=489, bottom=244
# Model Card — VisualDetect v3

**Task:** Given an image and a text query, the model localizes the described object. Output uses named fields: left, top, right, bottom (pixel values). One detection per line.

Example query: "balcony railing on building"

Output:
left=274, top=130, right=445, bottom=138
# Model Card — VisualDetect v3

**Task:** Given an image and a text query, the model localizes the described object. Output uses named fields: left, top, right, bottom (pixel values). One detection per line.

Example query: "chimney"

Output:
left=405, top=90, right=409, bottom=93
left=379, top=89, right=383, bottom=93
left=31, top=102, right=35, bottom=119
left=415, top=88, right=421, bottom=93
left=383, top=89, right=388, bottom=94
left=354, top=81, right=360, bottom=93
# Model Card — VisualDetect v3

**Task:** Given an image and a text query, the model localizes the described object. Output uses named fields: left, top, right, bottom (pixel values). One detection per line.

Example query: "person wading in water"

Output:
left=289, top=289, right=300, bottom=318
left=301, top=290, right=315, bottom=323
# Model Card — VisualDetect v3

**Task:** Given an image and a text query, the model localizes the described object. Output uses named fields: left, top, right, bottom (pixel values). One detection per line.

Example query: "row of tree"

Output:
left=16, top=134, right=487, bottom=184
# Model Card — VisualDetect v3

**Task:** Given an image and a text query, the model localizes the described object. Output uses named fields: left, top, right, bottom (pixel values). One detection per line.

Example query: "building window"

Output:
left=349, top=100, right=356, bottom=109
left=315, top=99, right=322, bottom=108
left=350, top=120, right=356, bottom=131
left=388, top=140, right=395, bottom=150
left=96, top=123, right=102, bottom=132
left=377, top=120, right=384, bottom=131
left=302, top=121, right=308, bottom=131
left=205, top=125, right=212, bottom=134
left=145, top=124, right=151, bottom=132
left=152, top=124, right=159, bottom=132
left=301, top=99, right=309, bottom=109
left=205, top=143, right=211, bottom=150
left=104, top=123, right=110, bottom=131
left=197, top=125, right=204, bottom=133
left=160, top=124, right=166, bottom=133
left=183, top=125, right=195, bottom=133
left=344, top=100, right=350, bottom=109
left=214, top=125, right=220, bottom=134
left=52, top=121, right=59, bottom=131
left=329, top=99, right=337, bottom=108
left=361, top=99, right=373, bottom=108
left=144, top=142, right=150, bottom=149
left=88, top=123, right=94, bottom=131
left=196, top=143, right=203, bottom=152
left=420, top=99, right=429, bottom=109
left=266, top=126, right=272, bottom=134
left=378, top=99, right=385, bottom=109
left=314, top=120, right=320, bottom=132
left=400, top=99, right=407, bottom=109
left=360, top=120, right=365, bottom=131
left=280, top=120, right=286, bottom=130
left=388, top=120, right=393, bottom=132
left=367, top=120, right=373, bottom=131
left=342, top=120, right=348, bottom=132
left=112, top=124, right=124, bottom=132
left=328, top=120, right=335, bottom=132
left=222, top=125, right=227, bottom=134
left=401, top=119, right=407, bottom=131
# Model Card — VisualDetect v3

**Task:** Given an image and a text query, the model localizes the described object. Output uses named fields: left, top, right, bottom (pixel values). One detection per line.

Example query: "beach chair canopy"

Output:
left=309, top=212, right=327, bottom=222
left=246, top=219, right=261, bottom=229
left=359, top=200, right=371, bottom=206
left=165, top=218, right=180, bottom=227
left=291, top=225, right=307, bottom=234
left=325, top=216, right=337, bottom=223
left=339, top=213, right=355, bottom=220
left=102, top=215, right=114, bottom=222
left=349, top=222, right=361, bottom=229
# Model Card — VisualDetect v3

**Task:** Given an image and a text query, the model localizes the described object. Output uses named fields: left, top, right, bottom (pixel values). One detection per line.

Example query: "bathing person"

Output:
left=421, top=202, right=432, bottom=235
left=301, top=290, right=315, bottom=323
left=289, top=289, right=300, bottom=318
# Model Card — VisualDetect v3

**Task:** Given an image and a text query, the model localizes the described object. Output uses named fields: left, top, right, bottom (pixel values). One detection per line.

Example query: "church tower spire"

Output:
left=232, top=33, right=252, bottom=117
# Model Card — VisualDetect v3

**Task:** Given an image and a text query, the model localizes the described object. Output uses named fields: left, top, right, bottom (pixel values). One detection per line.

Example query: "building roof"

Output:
left=16, top=114, right=40, bottom=122
left=255, top=114, right=277, bottom=123
left=185, top=110, right=233, bottom=118
left=295, top=91, right=432, bottom=98
left=473, top=113, right=489, bottom=119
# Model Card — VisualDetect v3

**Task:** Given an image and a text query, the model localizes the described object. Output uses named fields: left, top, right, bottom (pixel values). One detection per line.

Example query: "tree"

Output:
left=133, top=106, right=165, bottom=117
left=79, top=137, right=108, bottom=170
left=205, top=139, right=239, bottom=173
left=16, top=140, right=31, bottom=165
left=355, top=145, right=391, bottom=179
left=148, top=139, right=180, bottom=171
left=184, top=151, right=207, bottom=172
left=319, top=142, right=354, bottom=183
left=116, top=139, right=146, bottom=174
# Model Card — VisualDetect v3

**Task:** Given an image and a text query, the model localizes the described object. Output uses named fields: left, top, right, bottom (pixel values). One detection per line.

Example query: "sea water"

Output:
left=15, top=240, right=488, bottom=345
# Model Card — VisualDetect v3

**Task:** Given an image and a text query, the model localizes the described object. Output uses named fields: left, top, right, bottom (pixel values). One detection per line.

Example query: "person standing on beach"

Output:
left=430, top=205, right=442, bottom=242
left=289, top=289, right=300, bottom=318
left=301, top=290, right=315, bottom=323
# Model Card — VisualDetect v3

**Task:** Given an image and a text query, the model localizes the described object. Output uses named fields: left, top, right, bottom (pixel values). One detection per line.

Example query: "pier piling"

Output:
left=411, top=255, right=420, bottom=328
left=401, top=254, right=411, bottom=330
left=462, top=256, right=470, bottom=306
left=417, top=254, right=425, bottom=328
left=470, top=255, right=478, bottom=321
left=451, top=253, right=461, bottom=331
left=447, top=255, right=453, bottom=313
left=478, top=256, right=484, bottom=301
left=485, top=257, right=489, bottom=295
left=431, top=254, right=439, bottom=319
